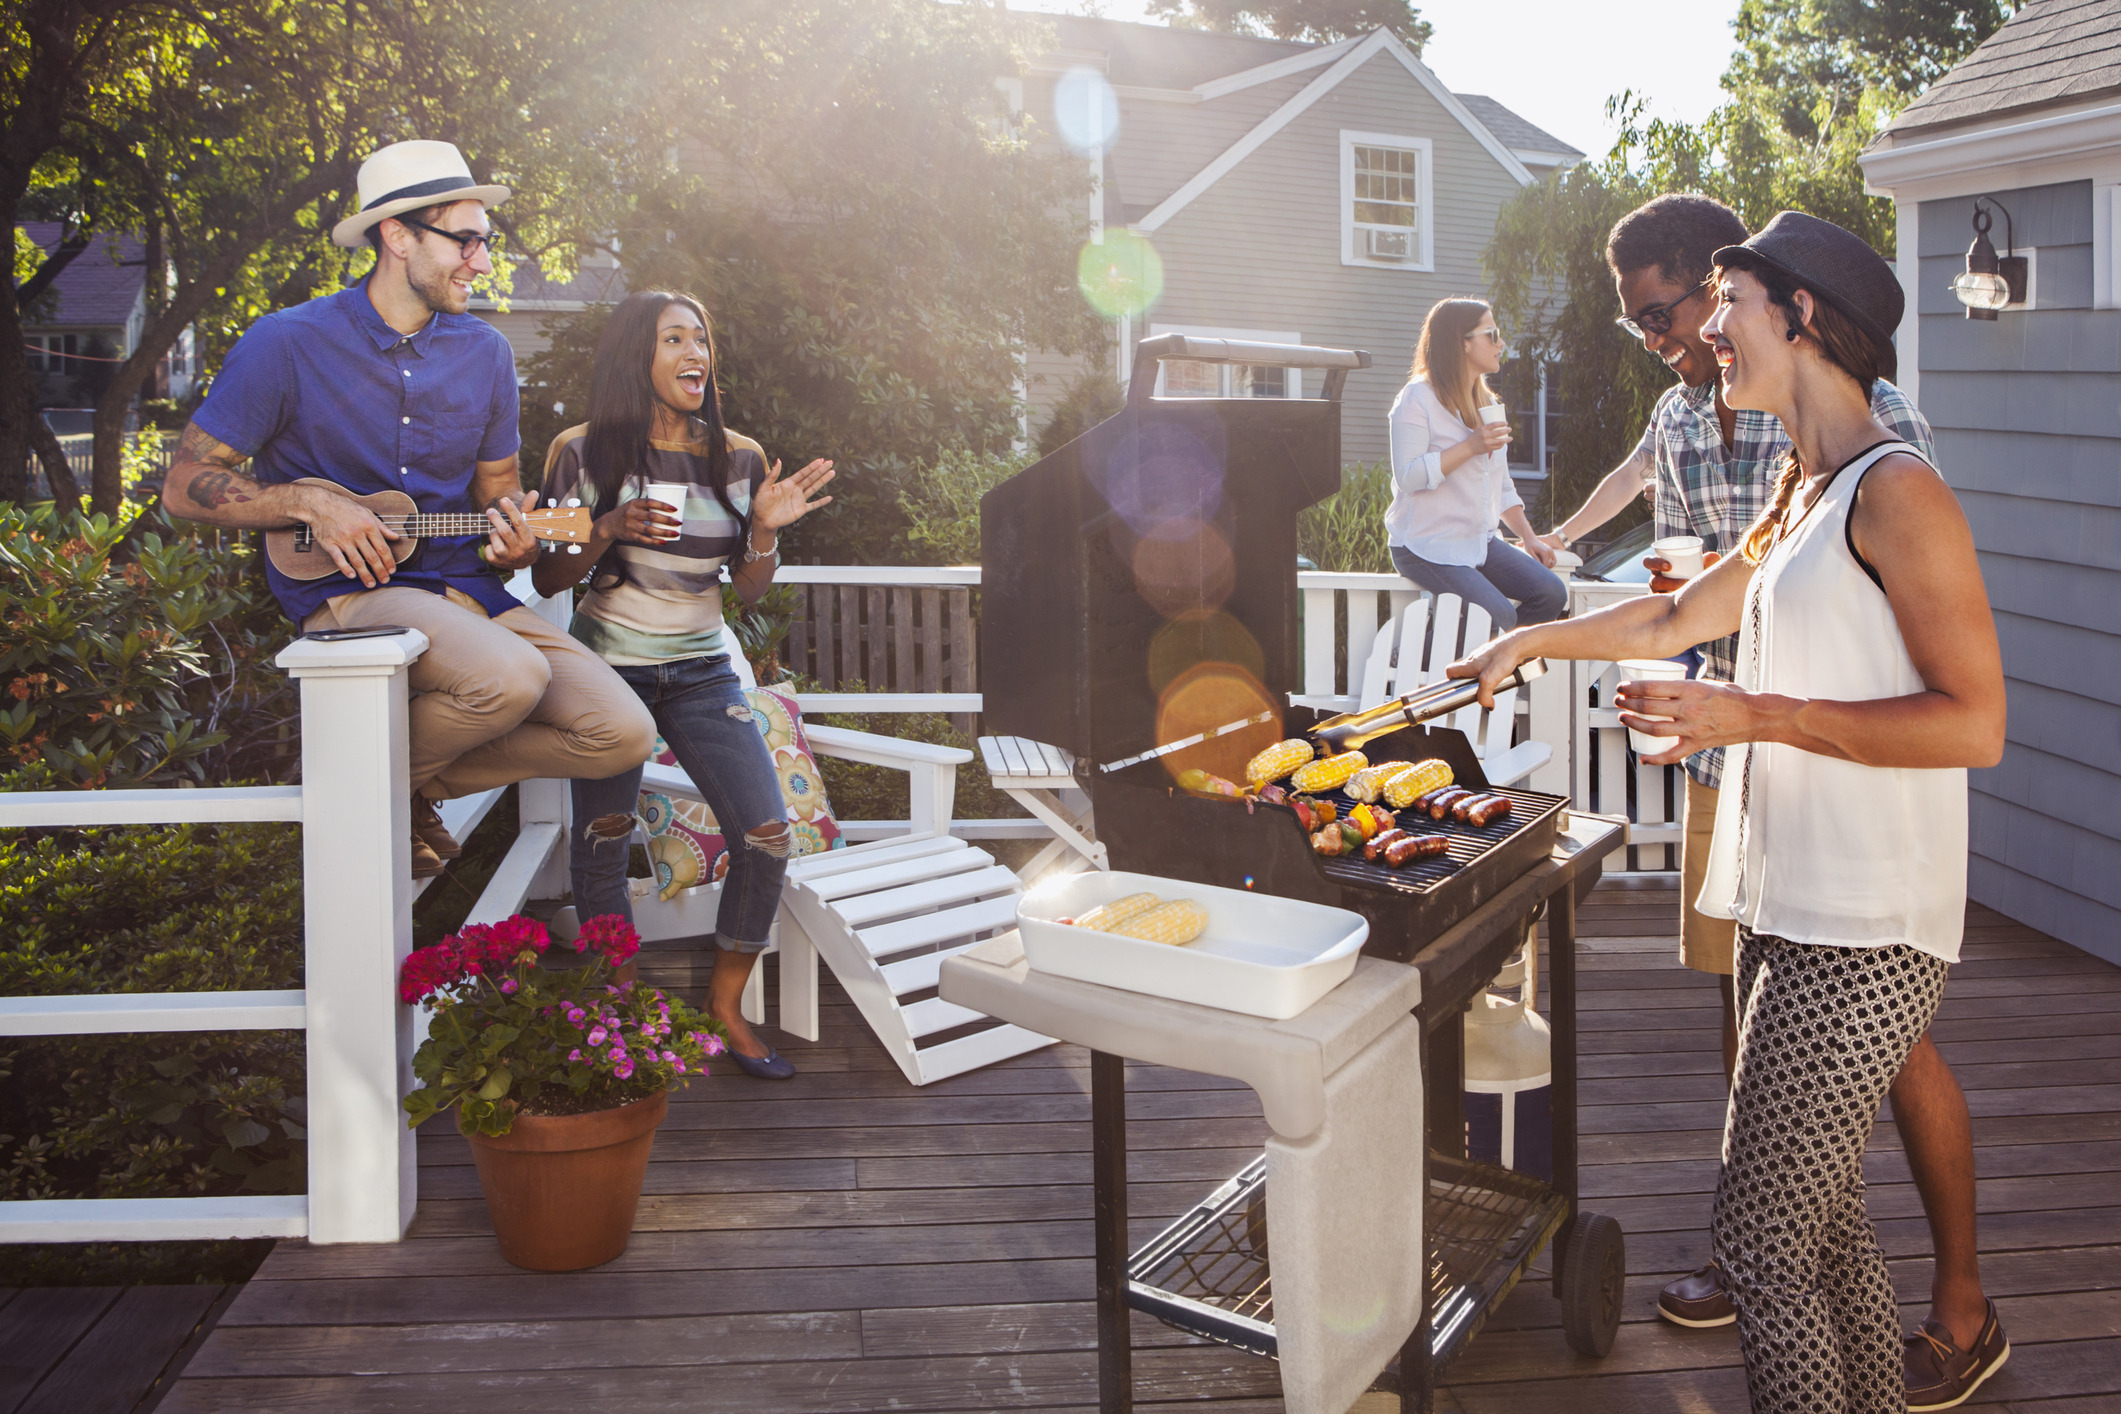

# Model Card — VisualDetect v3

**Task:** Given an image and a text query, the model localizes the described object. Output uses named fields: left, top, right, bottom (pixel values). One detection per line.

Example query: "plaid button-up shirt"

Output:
left=1647, top=377, right=1933, bottom=788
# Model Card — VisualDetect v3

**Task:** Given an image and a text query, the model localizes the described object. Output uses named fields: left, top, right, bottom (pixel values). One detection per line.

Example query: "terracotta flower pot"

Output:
left=465, top=1088, right=668, bottom=1271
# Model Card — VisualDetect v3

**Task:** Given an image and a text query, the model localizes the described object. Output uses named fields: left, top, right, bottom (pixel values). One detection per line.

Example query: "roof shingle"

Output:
left=1883, top=0, right=2121, bottom=136
left=17, top=222, right=148, bottom=328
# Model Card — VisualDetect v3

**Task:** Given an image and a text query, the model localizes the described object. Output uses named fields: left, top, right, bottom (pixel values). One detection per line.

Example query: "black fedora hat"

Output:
left=1712, top=210, right=1902, bottom=382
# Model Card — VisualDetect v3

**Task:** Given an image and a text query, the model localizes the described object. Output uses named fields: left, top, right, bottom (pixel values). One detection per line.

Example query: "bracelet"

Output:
left=742, top=531, right=778, bottom=565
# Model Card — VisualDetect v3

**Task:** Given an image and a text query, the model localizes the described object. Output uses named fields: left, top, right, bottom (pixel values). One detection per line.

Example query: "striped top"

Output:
left=540, top=423, right=769, bottom=664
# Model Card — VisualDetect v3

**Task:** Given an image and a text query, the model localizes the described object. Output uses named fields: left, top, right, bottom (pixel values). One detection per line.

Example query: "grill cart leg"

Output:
left=1092, top=1050, right=1133, bottom=1414
left=1548, top=887, right=1579, bottom=1297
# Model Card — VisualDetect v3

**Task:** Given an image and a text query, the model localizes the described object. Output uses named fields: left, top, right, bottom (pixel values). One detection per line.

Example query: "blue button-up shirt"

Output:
left=192, top=281, right=523, bottom=623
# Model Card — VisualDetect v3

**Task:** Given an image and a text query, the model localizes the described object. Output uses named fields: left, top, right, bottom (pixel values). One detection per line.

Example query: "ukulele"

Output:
left=264, top=478, right=594, bottom=581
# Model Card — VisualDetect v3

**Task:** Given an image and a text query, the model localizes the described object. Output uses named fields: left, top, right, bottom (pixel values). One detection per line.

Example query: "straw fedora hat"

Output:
left=331, top=140, right=511, bottom=249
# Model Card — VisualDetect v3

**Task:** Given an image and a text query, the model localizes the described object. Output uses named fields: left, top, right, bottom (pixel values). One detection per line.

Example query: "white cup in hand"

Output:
left=1478, top=403, right=1508, bottom=426
left=1617, top=658, right=1690, bottom=755
left=642, top=482, right=689, bottom=538
left=1652, top=535, right=1706, bottom=579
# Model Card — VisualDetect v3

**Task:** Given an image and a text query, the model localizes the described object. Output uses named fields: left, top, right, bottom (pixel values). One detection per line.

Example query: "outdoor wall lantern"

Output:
left=1951, top=197, right=2027, bottom=320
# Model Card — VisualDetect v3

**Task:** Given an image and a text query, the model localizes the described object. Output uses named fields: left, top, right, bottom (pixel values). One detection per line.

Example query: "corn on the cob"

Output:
left=1383, top=758, right=1454, bottom=809
left=1291, top=749, right=1367, bottom=794
left=1075, top=892, right=1161, bottom=933
left=1344, top=763, right=1406, bottom=803
left=1112, top=898, right=1208, bottom=946
left=1245, top=738, right=1315, bottom=786
left=1176, top=768, right=1243, bottom=799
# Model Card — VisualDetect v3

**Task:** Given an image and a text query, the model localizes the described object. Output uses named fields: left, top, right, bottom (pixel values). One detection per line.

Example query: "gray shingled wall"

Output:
left=1917, top=178, right=2121, bottom=964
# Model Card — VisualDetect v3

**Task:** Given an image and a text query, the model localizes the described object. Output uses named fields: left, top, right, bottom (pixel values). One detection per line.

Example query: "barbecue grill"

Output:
left=977, top=335, right=1629, bottom=1412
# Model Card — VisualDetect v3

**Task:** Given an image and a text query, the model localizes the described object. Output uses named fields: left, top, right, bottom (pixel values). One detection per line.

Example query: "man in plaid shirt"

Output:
left=1549, top=198, right=1993, bottom=1396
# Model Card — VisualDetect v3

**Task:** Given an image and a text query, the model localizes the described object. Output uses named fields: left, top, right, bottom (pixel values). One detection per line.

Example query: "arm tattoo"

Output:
left=187, top=469, right=252, bottom=510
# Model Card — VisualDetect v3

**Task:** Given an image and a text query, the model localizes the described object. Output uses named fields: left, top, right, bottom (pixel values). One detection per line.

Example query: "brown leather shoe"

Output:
left=1906, top=1300, right=2010, bottom=1411
left=412, top=792, right=462, bottom=859
left=410, top=833, right=447, bottom=880
left=1657, top=1262, right=1737, bottom=1328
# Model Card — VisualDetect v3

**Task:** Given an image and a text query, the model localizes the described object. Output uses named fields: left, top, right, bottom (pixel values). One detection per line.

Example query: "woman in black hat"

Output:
left=1450, top=211, right=2008, bottom=1412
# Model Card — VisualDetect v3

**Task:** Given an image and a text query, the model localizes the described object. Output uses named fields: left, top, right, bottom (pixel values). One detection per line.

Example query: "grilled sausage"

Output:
left=1384, top=833, right=1450, bottom=866
left=1426, top=787, right=1472, bottom=820
left=1467, top=795, right=1514, bottom=828
left=1449, top=791, right=1487, bottom=822
left=1362, top=828, right=1408, bottom=862
left=1412, top=787, right=1455, bottom=814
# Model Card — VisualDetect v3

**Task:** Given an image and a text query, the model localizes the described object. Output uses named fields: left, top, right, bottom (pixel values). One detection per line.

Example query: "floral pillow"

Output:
left=636, top=683, right=844, bottom=901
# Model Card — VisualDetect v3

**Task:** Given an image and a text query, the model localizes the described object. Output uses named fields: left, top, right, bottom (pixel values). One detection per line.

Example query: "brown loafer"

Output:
left=410, top=833, right=447, bottom=880
left=1657, top=1262, right=1737, bottom=1328
left=1906, top=1300, right=2010, bottom=1411
left=412, top=792, right=462, bottom=859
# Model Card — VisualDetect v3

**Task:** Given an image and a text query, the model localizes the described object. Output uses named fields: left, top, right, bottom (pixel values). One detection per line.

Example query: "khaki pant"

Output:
left=304, top=587, right=655, bottom=801
left=1681, top=774, right=1738, bottom=975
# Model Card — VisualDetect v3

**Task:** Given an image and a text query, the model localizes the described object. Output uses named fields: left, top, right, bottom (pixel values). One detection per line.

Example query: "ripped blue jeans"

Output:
left=569, top=654, right=789, bottom=953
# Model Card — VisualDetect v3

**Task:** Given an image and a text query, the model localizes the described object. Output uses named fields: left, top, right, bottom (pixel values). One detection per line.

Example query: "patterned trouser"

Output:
left=1711, top=929, right=1951, bottom=1413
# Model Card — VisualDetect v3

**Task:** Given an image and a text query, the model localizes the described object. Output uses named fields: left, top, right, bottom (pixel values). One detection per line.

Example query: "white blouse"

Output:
left=1698, top=442, right=1968, bottom=963
left=1385, top=378, right=1522, bottom=567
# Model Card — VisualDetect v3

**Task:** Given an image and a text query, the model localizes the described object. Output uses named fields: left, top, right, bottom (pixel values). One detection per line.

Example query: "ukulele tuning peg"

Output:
left=567, top=544, right=583, bottom=554
left=565, top=498, right=582, bottom=508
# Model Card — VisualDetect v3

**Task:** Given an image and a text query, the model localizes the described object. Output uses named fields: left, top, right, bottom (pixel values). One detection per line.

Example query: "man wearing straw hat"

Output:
left=165, top=140, right=654, bottom=878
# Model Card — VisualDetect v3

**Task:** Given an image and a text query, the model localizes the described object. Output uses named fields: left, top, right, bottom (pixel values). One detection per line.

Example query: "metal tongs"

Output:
left=1310, top=659, right=1547, bottom=754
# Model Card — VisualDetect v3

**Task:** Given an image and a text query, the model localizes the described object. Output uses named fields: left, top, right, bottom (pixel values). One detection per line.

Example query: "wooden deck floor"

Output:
left=162, top=880, right=2121, bottom=1413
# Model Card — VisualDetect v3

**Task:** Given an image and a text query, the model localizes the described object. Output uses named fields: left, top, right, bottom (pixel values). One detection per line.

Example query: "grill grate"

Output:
left=1129, top=1151, right=1569, bottom=1373
left=1311, top=784, right=1561, bottom=894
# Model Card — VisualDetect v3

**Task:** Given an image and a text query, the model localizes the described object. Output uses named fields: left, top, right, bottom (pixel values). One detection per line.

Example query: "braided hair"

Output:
left=1729, top=261, right=1889, bottom=564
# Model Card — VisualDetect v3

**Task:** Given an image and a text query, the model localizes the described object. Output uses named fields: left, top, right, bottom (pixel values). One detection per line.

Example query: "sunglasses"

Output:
left=399, top=217, right=502, bottom=261
left=1615, top=278, right=1710, bottom=340
left=1463, top=327, right=1505, bottom=346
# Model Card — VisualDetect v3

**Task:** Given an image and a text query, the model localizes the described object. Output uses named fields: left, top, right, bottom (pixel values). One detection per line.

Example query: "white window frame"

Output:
left=1341, top=131, right=1434, bottom=272
left=1147, top=323, right=1304, bottom=399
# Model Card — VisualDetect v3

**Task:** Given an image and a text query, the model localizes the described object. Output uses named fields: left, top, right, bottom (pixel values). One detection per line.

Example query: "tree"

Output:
left=1144, top=0, right=1431, bottom=52
left=521, top=0, right=1100, bottom=566
left=1483, top=1, right=2013, bottom=521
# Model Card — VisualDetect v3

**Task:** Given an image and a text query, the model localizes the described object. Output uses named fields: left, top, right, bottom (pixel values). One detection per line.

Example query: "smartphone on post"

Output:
left=301, top=625, right=412, bottom=642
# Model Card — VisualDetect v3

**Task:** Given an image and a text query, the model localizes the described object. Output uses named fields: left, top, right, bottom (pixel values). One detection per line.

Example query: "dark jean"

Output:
left=1390, top=537, right=1567, bottom=633
left=569, top=654, right=789, bottom=953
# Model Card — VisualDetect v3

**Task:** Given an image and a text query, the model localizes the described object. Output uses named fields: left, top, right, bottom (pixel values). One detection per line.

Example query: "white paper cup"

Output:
left=1617, top=658, right=1690, bottom=755
left=641, top=482, right=689, bottom=536
left=1478, top=403, right=1508, bottom=426
left=1652, top=534, right=1706, bottom=579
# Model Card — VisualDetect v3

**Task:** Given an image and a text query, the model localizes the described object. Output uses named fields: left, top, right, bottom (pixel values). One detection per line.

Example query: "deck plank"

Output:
left=168, top=881, right=2121, bottom=1412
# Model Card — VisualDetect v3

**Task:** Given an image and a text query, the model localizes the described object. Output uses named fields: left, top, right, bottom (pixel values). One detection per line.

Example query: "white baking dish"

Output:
left=1017, top=870, right=1369, bottom=1020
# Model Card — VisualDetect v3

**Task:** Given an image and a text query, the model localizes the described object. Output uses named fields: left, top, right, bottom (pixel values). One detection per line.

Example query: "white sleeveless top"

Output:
left=1697, top=441, right=1967, bottom=963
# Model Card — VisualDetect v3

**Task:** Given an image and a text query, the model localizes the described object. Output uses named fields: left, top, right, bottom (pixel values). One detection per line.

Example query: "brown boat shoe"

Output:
left=412, top=792, right=463, bottom=859
left=410, top=832, right=447, bottom=879
left=1906, top=1300, right=2010, bottom=1411
left=1657, top=1262, right=1737, bottom=1328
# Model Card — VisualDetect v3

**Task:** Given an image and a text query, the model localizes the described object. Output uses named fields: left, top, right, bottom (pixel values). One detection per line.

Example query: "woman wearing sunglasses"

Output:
left=1384, top=297, right=1565, bottom=631
left=535, top=289, right=835, bottom=1080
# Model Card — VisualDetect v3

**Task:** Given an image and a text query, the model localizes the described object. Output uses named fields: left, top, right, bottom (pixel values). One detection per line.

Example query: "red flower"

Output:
left=576, top=914, right=642, bottom=966
left=399, top=941, right=465, bottom=1004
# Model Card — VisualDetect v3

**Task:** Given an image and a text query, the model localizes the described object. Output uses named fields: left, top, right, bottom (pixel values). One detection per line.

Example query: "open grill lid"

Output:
left=979, top=335, right=1371, bottom=766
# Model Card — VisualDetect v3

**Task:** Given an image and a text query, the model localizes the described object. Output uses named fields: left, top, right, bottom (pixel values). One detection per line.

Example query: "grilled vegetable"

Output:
left=1383, top=759, right=1454, bottom=809
left=1075, top=892, right=1161, bottom=933
left=1339, top=820, right=1365, bottom=851
left=1345, top=764, right=1408, bottom=804
left=1177, top=768, right=1243, bottom=799
left=1347, top=802, right=1393, bottom=840
left=1245, top=739, right=1315, bottom=786
left=1305, top=798, right=1337, bottom=825
left=1256, top=783, right=1288, bottom=807
left=1291, top=750, right=1368, bottom=794
left=1113, top=899, right=1209, bottom=946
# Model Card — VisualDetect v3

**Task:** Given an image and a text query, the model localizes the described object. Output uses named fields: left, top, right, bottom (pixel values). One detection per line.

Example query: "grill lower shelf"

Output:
left=1126, top=1151, right=1569, bottom=1381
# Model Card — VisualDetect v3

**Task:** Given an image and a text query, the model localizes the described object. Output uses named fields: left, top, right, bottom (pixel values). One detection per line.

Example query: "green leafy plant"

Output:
left=894, top=447, right=1034, bottom=567
left=808, top=688, right=1026, bottom=824
left=1295, top=460, right=1395, bottom=573
left=721, top=581, right=801, bottom=685
left=0, top=500, right=296, bottom=789
left=402, top=914, right=726, bottom=1137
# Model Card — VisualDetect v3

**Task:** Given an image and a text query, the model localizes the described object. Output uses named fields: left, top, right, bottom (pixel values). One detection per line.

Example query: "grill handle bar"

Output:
left=1310, top=659, right=1548, bottom=754
left=1127, top=334, right=1372, bottom=407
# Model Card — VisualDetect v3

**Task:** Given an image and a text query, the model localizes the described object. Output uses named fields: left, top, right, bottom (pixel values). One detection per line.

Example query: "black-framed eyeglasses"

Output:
left=398, top=217, right=501, bottom=261
left=1615, top=277, right=1710, bottom=340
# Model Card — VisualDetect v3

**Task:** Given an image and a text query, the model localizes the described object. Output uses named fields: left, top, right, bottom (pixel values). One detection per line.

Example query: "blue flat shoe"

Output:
left=728, top=1046, right=796, bottom=1080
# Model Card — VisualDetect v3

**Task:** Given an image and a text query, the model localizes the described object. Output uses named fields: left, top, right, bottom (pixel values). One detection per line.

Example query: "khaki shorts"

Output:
left=1681, top=774, right=1737, bottom=975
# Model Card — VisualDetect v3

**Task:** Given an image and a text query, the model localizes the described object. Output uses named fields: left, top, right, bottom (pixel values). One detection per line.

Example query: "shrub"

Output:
left=893, top=447, right=1033, bottom=567
left=1034, top=363, right=1124, bottom=458
left=1297, top=460, right=1395, bottom=573
left=808, top=689, right=1025, bottom=824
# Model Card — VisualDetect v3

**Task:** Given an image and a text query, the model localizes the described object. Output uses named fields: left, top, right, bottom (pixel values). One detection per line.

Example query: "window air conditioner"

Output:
left=1365, top=227, right=1412, bottom=261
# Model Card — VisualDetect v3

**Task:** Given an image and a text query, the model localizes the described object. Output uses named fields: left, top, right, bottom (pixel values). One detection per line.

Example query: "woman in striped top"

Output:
left=536, top=290, right=834, bottom=1080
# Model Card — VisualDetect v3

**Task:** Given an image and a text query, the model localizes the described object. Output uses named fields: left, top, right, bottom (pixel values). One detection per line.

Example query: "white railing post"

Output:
left=277, top=629, right=430, bottom=1244
left=518, top=578, right=574, bottom=898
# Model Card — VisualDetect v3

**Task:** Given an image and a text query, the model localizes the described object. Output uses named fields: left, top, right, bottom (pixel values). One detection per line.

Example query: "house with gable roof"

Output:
left=1015, top=17, right=1582, bottom=472
left=17, top=223, right=198, bottom=420
left=1860, top=0, right=2121, bottom=965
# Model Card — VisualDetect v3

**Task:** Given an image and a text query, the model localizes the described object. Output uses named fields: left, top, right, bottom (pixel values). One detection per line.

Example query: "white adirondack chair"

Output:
left=1354, top=592, right=1553, bottom=788
left=628, top=651, right=1055, bottom=1087
left=977, top=735, right=1106, bottom=883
